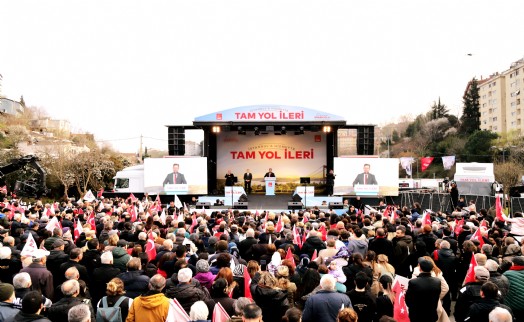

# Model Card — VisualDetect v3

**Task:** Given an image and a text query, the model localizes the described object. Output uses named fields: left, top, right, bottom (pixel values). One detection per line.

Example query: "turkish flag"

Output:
left=212, top=302, right=230, bottom=322
left=87, top=212, right=96, bottom=231
left=285, top=246, right=296, bottom=268
left=74, top=219, right=83, bottom=241
left=275, top=215, right=283, bottom=233
left=243, top=267, right=253, bottom=300
left=311, top=249, right=318, bottom=261
left=422, top=211, right=432, bottom=226
left=495, top=195, right=505, bottom=221
left=420, top=157, right=434, bottom=172
left=292, top=225, right=302, bottom=249
left=318, top=225, right=327, bottom=241
left=393, top=280, right=410, bottom=322
left=146, top=231, right=157, bottom=262
left=470, top=227, right=485, bottom=248
left=464, top=253, right=478, bottom=284
left=454, top=219, right=464, bottom=236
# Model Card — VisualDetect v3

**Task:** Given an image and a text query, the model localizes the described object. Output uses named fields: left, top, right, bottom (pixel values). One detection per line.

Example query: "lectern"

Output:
left=265, top=177, right=276, bottom=196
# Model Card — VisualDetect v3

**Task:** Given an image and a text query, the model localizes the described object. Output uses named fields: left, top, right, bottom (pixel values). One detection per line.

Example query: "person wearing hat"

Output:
left=454, top=266, right=490, bottom=322
left=0, top=282, right=20, bottom=321
left=405, top=258, right=442, bottom=322
left=194, top=259, right=215, bottom=291
left=10, top=290, right=52, bottom=322
left=20, top=249, right=54, bottom=300
left=45, top=238, right=70, bottom=290
left=503, top=255, right=524, bottom=320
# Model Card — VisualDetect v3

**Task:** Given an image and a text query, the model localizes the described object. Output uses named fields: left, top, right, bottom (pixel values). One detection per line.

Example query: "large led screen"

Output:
left=143, top=157, right=208, bottom=194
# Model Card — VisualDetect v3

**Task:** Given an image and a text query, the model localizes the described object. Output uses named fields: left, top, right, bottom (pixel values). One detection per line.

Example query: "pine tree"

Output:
left=460, top=78, right=481, bottom=135
left=431, top=97, right=449, bottom=120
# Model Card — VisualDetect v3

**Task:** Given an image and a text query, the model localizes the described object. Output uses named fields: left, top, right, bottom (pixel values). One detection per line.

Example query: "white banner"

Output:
left=442, top=156, right=456, bottom=170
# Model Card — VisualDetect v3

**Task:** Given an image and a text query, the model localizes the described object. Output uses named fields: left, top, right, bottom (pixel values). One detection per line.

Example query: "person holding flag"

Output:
left=405, top=258, right=442, bottom=322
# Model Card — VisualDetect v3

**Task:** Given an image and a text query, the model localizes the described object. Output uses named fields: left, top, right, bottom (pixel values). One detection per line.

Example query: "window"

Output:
left=493, top=126, right=498, bottom=130
left=493, top=117, right=497, bottom=122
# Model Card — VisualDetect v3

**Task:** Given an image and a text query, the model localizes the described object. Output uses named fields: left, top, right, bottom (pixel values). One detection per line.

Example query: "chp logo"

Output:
left=216, top=113, right=223, bottom=120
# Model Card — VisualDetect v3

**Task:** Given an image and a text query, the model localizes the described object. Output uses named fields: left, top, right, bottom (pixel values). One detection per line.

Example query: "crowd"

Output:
left=0, top=194, right=522, bottom=322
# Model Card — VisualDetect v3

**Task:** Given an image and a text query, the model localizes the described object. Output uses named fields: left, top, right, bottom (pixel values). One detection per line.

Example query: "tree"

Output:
left=494, top=161, right=523, bottom=197
left=462, top=130, right=498, bottom=162
left=430, top=97, right=449, bottom=120
left=71, top=150, right=115, bottom=195
left=460, top=78, right=481, bottom=136
left=40, top=149, right=77, bottom=199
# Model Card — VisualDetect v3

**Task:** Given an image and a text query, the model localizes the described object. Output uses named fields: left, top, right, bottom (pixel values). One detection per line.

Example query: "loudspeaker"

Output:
left=238, top=194, right=248, bottom=202
left=357, top=126, right=375, bottom=155
left=329, top=202, right=344, bottom=209
left=167, top=126, right=186, bottom=156
left=288, top=202, right=303, bottom=210
left=234, top=202, right=248, bottom=209
left=196, top=202, right=211, bottom=209
left=292, top=194, right=302, bottom=202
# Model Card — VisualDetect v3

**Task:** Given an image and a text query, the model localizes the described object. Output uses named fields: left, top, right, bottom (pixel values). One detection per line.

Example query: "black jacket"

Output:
left=466, top=298, right=514, bottom=322
left=347, top=289, right=376, bottom=322
left=48, top=297, right=95, bottom=322
left=91, top=264, right=121, bottom=306
left=300, top=236, right=326, bottom=258
left=118, top=270, right=150, bottom=299
left=252, top=286, right=289, bottom=322
left=454, top=281, right=483, bottom=322
left=164, top=282, right=210, bottom=313
left=405, top=272, right=441, bottom=322
left=11, top=312, right=51, bottom=322
left=436, top=248, right=458, bottom=291
left=368, top=237, right=394, bottom=260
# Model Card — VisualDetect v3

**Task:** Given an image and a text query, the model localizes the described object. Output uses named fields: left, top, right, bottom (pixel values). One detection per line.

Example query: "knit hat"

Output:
left=0, top=283, right=14, bottom=301
left=52, top=239, right=65, bottom=248
left=196, top=259, right=210, bottom=273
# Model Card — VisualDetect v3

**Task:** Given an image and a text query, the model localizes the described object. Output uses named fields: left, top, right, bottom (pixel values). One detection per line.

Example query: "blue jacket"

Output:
left=302, top=290, right=352, bottom=322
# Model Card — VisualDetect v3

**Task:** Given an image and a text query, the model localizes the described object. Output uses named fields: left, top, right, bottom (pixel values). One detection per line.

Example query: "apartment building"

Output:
left=478, top=58, right=524, bottom=134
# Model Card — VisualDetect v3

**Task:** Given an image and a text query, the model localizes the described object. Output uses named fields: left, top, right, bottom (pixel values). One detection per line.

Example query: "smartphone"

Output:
left=260, top=260, right=266, bottom=265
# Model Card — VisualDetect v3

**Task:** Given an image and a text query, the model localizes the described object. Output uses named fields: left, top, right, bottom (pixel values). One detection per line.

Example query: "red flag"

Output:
left=464, top=253, right=478, bottom=284
left=212, top=302, right=230, bottom=322
left=302, top=231, right=307, bottom=246
left=311, top=249, right=318, bottom=261
left=97, top=188, right=104, bottom=198
left=146, top=231, right=157, bottom=262
left=302, top=214, right=308, bottom=224
left=480, top=220, right=488, bottom=229
left=87, top=212, right=96, bottom=231
left=74, top=219, right=83, bottom=241
left=496, top=195, right=505, bottom=221
left=393, top=281, right=410, bottom=322
left=129, top=206, right=138, bottom=222
left=470, top=227, right=485, bottom=248
left=275, top=215, right=283, bottom=233
left=189, top=214, right=198, bottom=234
left=243, top=267, right=253, bottom=300
left=285, top=247, right=296, bottom=268
left=318, top=225, right=327, bottom=241
left=420, top=157, right=434, bottom=172
left=382, top=207, right=390, bottom=219
left=422, top=211, right=432, bottom=226
left=454, top=218, right=464, bottom=236
left=292, top=225, right=302, bottom=249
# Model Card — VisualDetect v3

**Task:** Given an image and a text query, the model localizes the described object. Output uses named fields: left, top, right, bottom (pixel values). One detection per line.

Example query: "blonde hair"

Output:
left=108, top=234, right=119, bottom=246
left=106, top=277, right=125, bottom=296
left=258, top=271, right=279, bottom=289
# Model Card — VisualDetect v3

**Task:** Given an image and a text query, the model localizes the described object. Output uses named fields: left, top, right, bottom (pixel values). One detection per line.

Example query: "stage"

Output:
left=196, top=193, right=345, bottom=213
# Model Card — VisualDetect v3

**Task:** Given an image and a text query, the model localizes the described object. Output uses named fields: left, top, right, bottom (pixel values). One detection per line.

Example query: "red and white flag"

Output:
left=146, top=231, right=157, bottom=262
left=420, top=157, right=434, bottom=172
left=45, top=216, right=61, bottom=232
left=159, top=208, right=167, bottom=226
left=21, top=232, right=39, bottom=257
left=454, top=218, right=464, bottom=236
left=275, top=215, right=283, bottom=233
left=422, top=211, right=432, bottom=226
left=470, top=227, right=485, bottom=248
left=464, top=253, right=478, bottom=284
left=74, top=219, right=83, bottom=241
left=212, top=302, right=230, bottom=322
left=285, top=247, right=296, bottom=268
left=243, top=267, right=253, bottom=300
left=311, top=249, right=318, bottom=261
left=292, top=225, right=303, bottom=249
left=318, top=224, right=327, bottom=241
left=393, top=280, right=410, bottom=322
left=169, top=298, right=190, bottom=321
left=87, top=212, right=96, bottom=231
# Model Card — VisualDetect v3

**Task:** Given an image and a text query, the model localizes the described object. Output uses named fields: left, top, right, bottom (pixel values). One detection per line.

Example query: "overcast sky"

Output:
left=1, top=1, right=523, bottom=153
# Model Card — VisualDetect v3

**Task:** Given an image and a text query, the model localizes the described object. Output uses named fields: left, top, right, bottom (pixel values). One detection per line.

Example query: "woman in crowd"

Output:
left=96, top=277, right=133, bottom=321
left=252, top=271, right=290, bottom=322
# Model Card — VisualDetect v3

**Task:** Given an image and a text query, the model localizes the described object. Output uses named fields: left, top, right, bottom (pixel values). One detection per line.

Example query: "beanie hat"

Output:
left=0, top=283, right=14, bottom=301
left=196, top=259, right=210, bottom=273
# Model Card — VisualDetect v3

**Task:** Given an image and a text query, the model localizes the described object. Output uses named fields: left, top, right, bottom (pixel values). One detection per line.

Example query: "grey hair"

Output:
left=149, top=274, right=166, bottom=292
left=234, top=297, right=252, bottom=316
left=189, top=301, right=209, bottom=320
left=320, top=274, right=337, bottom=291
left=67, top=303, right=91, bottom=322
left=61, top=279, right=80, bottom=297
left=100, top=251, right=113, bottom=264
left=0, top=246, right=11, bottom=259
left=65, top=267, right=80, bottom=280
left=13, top=272, right=32, bottom=289
left=138, top=232, right=147, bottom=241
left=440, top=240, right=450, bottom=249
left=488, top=307, right=513, bottom=322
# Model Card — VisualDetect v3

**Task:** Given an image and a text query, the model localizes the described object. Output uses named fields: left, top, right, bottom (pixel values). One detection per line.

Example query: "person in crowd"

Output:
left=117, top=257, right=150, bottom=299
left=165, top=267, right=211, bottom=314
left=282, top=307, right=302, bottom=322
left=20, top=249, right=54, bottom=300
left=67, top=303, right=92, bottom=322
left=0, top=282, right=20, bottom=321
left=210, top=278, right=236, bottom=317
left=488, top=307, right=514, bottom=322
left=252, top=271, right=289, bottom=322
left=502, top=255, right=524, bottom=320
left=91, top=251, right=121, bottom=308
left=465, top=281, right=514, bottom=322
left=405, top=258, right=441, bottom=322
left=189, top=300, right=210, bottom=322
left=337, top=308, right=359, bottom=322
left=346, top=271, right=376, bottom=322
left=127, top=274, right=172, bottom=322
left=11, top=290, right=52, bottom=322
left=375, top=274, right=394, bottom=320
left=242, top=303, right=263, bottom=322
left=97, top=277, right=133, bottom=321
left=48, top=280, right=95, bottom=322
left=454, top=266, right=490, bottom=322
left=302, top=274, right=352, bottom=322
left=12, top=272, right=53, bottom=311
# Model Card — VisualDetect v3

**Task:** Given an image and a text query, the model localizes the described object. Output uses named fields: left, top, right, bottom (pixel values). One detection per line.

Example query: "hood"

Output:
left=195, top=272, right=215, bottom=283
left=112, top=246, right=128, bottom=258
left=350, top=239, right=368, bottom=249
left=139, top=292, right=167, bottom=309
left=400, top=235, right=413, bottom=245
left=254, top=286, right=287, bottom=300
left=438, top=248, right=454, bottom=258
left=307, top=236, right=324, bottom=246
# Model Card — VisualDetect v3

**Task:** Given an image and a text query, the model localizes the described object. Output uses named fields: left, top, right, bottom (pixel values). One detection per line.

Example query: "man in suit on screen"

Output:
left=353, top=163, right=378, bottom=186
left=163, top=163, right=187, bottom=185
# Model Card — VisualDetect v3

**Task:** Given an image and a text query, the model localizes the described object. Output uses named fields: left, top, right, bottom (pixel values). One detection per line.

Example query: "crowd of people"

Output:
left=0, top=194, right=522, bottom=322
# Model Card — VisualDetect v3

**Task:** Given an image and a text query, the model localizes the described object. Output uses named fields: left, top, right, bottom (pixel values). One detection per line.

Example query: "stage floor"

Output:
left=197, top=193, right=344, bottom=212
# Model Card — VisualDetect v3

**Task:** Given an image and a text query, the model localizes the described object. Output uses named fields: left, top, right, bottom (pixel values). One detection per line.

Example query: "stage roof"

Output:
left=193, top=104, right=348, bottom=126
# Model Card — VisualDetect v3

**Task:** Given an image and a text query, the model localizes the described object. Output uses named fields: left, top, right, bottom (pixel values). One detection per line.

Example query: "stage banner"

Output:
left=216, top=132, right=326, bottom=193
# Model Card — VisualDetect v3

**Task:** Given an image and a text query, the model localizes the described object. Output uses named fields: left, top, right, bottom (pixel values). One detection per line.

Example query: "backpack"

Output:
left=96, top=296, right=126, bottom=322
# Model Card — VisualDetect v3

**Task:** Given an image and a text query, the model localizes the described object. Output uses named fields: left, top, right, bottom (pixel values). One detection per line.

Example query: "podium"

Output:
left=265, top=177, right=276, bottom=196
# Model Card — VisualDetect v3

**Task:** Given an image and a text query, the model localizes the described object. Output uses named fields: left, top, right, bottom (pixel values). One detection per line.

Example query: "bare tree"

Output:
left=40, top=149, right=76, bottom=199
left=494, top=161, right=523, bottom=197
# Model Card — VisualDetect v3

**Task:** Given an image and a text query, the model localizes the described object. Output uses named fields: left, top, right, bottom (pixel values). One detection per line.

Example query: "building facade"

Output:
left=479, top=58, right=523, bottom=134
